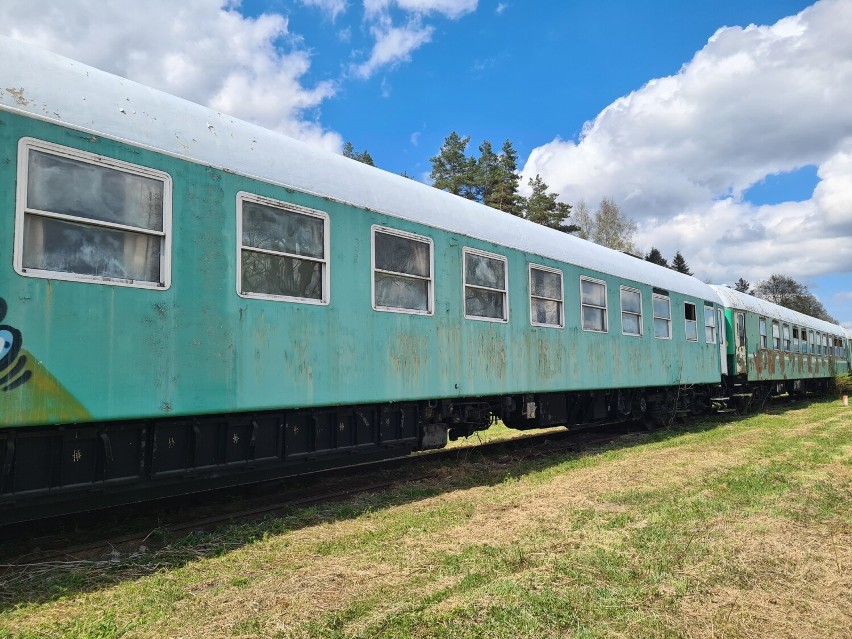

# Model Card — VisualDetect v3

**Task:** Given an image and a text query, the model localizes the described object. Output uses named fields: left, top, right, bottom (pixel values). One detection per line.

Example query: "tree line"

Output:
left=343, top=134, right=836, bottom=323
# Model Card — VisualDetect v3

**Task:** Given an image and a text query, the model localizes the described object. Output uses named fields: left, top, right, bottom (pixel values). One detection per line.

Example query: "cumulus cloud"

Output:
left=0, top=0, right=342, bottom=150
left=521, top=0, right=852, bottom=284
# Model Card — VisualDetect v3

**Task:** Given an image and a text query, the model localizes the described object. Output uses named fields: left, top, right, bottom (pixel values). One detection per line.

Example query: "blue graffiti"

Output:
left=0, top=297, right=32, bottom=391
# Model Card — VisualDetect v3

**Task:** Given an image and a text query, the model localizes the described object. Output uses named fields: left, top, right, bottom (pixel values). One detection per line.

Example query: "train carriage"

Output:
left=711, top=286, right=850, bottom=403
left=0, top=37, right=847, bottom=523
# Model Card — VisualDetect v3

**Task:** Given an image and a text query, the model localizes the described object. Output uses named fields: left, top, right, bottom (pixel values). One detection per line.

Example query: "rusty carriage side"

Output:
left=712, top=286, right=850, bottom=410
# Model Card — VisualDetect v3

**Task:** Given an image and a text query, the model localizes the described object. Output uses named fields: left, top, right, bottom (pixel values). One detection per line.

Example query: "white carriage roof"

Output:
left=710, top=286, right=845, bottom=337
left=0, top=36, right=724, bottom=303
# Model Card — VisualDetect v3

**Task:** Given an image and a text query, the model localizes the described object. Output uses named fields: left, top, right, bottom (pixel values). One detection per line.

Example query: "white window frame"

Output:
left=463, top=247, right=509, bottom=323
left=236, top=191, right=330, bottom=305
left=759, top=318, right=768, bottom=349
left=704, top=305, right=717, bottom=344
left=620, top=286, right=643, bottom=337
left=782, top=324, right=791, bottom=352
left=529, top=264, right=564, bottom=328
left=771, top=321, right=781, bottom=350
left=580, top=276, right=608, bottom=333
left=684, top=302, right=699, bottom=342
left=653, top=293, right=671, bottom=340
left=792, top=326, right=800, bottom=353
left=371, top=225, right=434, bottom=316
left=15, top=137, right=172, bottom=289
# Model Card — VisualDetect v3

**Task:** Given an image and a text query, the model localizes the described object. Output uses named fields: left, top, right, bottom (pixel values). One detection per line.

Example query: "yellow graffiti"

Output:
left=0, top=349, right=89, bottom=426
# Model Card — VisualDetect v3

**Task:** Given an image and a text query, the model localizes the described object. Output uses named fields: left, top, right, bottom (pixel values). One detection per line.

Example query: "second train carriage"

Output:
left=0, top=37, right=848, bottom=522
left=711, top=286, right=849, bottom=404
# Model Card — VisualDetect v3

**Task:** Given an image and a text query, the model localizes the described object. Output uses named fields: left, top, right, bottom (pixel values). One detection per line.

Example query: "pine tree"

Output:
left=523, top=175, right=576, bottom=233
left=734, top=278, right=750, bottom=293
left=644, top=247, right=668, bottom=267
left=486, top=140, right=523, bottom=215
left=430, top=132, right=477, bottom=199
left=342, top=141, right=374, bottom=166
left=670, top=251, right=693, bottom=275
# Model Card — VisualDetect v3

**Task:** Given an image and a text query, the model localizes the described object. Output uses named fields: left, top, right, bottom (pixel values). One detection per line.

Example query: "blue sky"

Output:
left=2, top=0, right=850, bottom=324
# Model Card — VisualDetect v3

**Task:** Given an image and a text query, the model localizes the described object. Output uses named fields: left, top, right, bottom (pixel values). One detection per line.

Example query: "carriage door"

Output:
left=734, top=312, right=747, bottom=375
left=718, top=308, right=728, bottom=376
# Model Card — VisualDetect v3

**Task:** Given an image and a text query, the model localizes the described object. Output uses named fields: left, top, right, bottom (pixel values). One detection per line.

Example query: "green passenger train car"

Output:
left=0, top=38, right=847, bottom=522
left=712, top=286, right=849, bottom=400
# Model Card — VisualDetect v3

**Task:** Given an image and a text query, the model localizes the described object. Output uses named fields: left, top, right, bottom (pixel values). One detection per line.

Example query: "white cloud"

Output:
left=521, top=0, right=852, bottom=284
left=353, top=17, right=434, bottom=78
left=834, top=292, right=852, bottom=302
left=0, top=0, right=342, bottom=150
left=355, top=0, right=476, bottom=78
left=496, top=3, right=508, bottom=15
left=300, top=0, right=349, bottom=21
left=410, top=131, right=421, bottom=146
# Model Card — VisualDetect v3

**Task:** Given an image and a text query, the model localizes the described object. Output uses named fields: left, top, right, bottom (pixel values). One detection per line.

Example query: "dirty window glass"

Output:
left=581, top=277, right=607, bottom=332
left=704, top=306, right=716, bottom=344
left=684, top=303, right=698, bottom=342
left=759, top=318, right=768, bottom=348
left=242, top=201, right=324, bottom=259
left=530, top=266, right=563, bottom=327
left=782, top=325, right=791, bottom=351
left=772, top=322, right=781, bottom=349
left=620, top=287, right=641, bottom=336
left=20, top=144, right=168, bottom=286
left=239, top=196, right=327, bottom=302
left=465, top=253, right=505, bottom=290
left=373, top=229, right=432, bottom=313
left=793, top=327, right=800, bottom=352
left=653, top=295, right=671, bottom=339
left=464, top=250, right=507, bottom=321
left=27, top=151, right=164, bottom=231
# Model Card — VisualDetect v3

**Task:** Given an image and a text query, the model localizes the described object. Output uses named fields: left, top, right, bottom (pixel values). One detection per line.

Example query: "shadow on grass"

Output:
left=0, top=396, right=829, bottom=613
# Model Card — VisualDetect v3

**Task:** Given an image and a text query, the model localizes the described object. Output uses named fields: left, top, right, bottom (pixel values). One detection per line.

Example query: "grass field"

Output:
left=2, top=400, right=850, bottom=638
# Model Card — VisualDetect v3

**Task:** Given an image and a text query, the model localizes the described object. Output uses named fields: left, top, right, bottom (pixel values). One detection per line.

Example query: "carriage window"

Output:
left=772, top=321, right=781, bottom=349
left=372, top=227, right=433, bottom=314
left=580, top=277, right=607, bottom=332
left=529, top=265, right=563, bottom=328
left=782, top=325, right=791, bottom=351
left=793, top=327, right=800, bottom=352
left=16, top=139, right=171, bottom=288
left=704, top=305, right=717, bottom=344
left=653, top=294, right=671, bottom=339
left=809, top=331, right=816, bottom=354
left=684, top=303, right=698, bottom=342
left=238, top=194, right=328, bottom=303
left=801, top=328, right=808, bottom=353
left=464, top=248, right=508, bottom=321
left=620, top=286, right=642, bottom=336
left=759, top=318, right=768, bottom=348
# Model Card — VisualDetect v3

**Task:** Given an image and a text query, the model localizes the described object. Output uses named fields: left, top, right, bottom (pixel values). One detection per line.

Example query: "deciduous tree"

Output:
left=590, top=197, right=638, bottom=254
left=753, top=274, right=836, bottom=322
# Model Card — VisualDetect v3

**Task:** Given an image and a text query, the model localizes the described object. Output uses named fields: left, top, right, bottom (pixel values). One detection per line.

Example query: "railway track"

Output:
left=0, top=420, right=642, bottom=567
